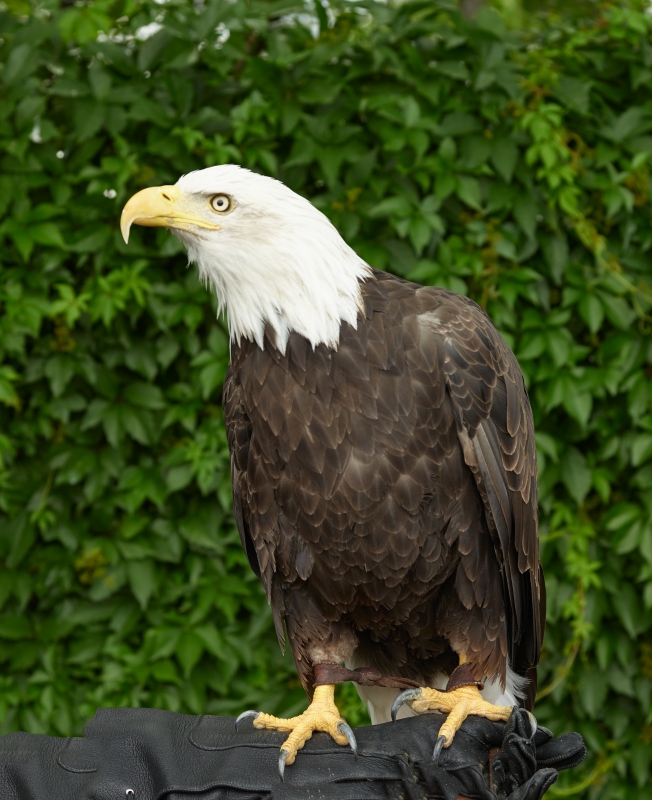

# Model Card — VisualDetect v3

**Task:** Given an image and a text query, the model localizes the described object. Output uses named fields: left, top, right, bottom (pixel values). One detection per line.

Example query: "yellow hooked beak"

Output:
left=120, top=185, right=221, bottom=243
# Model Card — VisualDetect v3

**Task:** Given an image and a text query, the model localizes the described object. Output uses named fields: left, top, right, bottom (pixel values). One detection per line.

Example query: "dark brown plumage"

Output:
left=223, top=268, right=544, bottom=710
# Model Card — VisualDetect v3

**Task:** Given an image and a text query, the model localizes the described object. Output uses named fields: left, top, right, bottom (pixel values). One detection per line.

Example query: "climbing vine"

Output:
left=1, top=1, right=652, bottom=796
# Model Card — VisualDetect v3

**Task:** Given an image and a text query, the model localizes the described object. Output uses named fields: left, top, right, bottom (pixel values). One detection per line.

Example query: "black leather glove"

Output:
left=415, top=707, right=586, bottom=800
left=491, top=708, right=585, bottom=800
left=0, top=706, right=585, bottom=800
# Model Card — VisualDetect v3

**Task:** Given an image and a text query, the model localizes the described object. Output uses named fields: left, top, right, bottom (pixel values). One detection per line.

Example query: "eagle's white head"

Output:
left=121, top=165, right=371, bottom=352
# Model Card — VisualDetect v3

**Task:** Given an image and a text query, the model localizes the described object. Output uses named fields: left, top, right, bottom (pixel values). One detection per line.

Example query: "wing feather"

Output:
left=418, top=287, right=543, bottom=683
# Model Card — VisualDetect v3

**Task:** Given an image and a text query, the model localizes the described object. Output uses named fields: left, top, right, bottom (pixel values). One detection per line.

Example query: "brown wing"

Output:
left=223, top=365, right=255, bottom=571
left=417, top=286, right=544, bottom=701
left=223, top=361, right=288, bottom=653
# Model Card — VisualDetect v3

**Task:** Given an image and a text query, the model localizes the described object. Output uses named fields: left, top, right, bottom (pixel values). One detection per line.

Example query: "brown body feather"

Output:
left=223, top=269, right=544, bottom=710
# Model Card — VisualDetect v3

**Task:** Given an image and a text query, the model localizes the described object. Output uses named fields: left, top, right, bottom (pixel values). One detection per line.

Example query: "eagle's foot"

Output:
left=392, top=684, right=512, bottom=762
left=236, top=684, right=357, bottom=779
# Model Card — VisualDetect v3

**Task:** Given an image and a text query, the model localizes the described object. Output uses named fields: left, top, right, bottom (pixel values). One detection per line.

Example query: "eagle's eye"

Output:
left=210, top=193, right=233, bottom=214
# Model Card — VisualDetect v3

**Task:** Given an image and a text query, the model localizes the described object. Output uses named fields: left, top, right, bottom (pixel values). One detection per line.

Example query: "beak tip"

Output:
left=120, top=217, right=131, bottom=244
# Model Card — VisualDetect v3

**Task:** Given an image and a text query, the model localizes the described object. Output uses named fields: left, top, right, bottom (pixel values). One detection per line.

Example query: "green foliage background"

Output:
left=1, top=0, right=652, bottom=795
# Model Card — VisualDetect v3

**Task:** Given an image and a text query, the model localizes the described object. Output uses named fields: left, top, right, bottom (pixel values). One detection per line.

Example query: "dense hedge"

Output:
left=1, top=0, right=652, bottom=795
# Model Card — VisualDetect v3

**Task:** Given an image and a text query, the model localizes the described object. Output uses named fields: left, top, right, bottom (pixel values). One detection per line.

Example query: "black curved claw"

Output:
left=432, top=734, right=447, bottom=766
left=337, top=721, right=358, bottom=760
left=235, top=710, right=260, bottom=732
left=526, top=709, right=538, bottom=738
left=391, top=688, right=422, bottom=722
left=279, top=748, right=289, bottom=781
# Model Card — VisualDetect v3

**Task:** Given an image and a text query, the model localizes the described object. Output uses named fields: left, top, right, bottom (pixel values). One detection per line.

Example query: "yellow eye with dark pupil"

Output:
left=210, top=194, right=232, bottom=213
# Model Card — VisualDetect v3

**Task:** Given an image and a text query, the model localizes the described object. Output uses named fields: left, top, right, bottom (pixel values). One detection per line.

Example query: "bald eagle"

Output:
left=121, top=165, right=544, bottom=776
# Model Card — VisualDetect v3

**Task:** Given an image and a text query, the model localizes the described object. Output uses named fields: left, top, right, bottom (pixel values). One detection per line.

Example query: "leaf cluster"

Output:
left=1, top=0, right=652, bottom=795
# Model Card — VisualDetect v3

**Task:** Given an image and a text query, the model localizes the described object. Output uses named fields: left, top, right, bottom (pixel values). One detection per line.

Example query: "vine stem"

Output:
left=536, top=638, right=580, bottom=700
left=548, top=755, right=613, bottom=797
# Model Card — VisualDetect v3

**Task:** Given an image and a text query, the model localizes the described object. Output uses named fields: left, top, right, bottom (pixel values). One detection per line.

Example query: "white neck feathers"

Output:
left=175, top=167, right=372, bottom=352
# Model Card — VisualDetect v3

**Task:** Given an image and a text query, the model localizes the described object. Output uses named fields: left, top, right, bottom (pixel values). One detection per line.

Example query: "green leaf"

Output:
left=435, top=173, right=457, bottom=200
left=119, top=405, right=158, bottom=445
left=151, top=659, right=181, bottom=685
left=74, top=100, right=106, bottom=141
left=0, top=615, right=32, bottom=640
left=6, top=512, right=35, bottom=569
left=630, top=740, right=651, bottom=788
left=578, top=666, right=607, bottom=717
left=71, top=228, right=111, bottom=255
left=176, top=631, right=204, bottom=678
left=0, top=366, right=19, bottom=407
left=67, top=635, right=104, bottom=664
left=513, top=194, right=537, bottom=239
left=633, top=434, right=652, bottom=467
left=81, top=399, right=109, bottom=431
left=535, top=432, right=558, bottom=461
left=102, top=405, right=124, bottom=447
left=615, top=520, right=641, bottom=554
left=123, top=383, right=166, bottom=410
left=436, top=61, right=470, bottom=81
left=31, top=224, right=67, bottom=249
left=547, top=329, right=571, bottom=367
left=491, top=138, right=518, bottom=183
left=127, top=560, right=157, bottom=610
left=456, top=176, right=482, bottom=210
left=561, top=448, right=591, bottom=505
left=475, top=6, right=506, bottom=37
left=195, top=623, right=227, bottom=659
left=126, top=346, right=158, bottom=381
left=2, top=44, right=34, bottom=85
left=474, top=69, right=495, bottom=91
left=541, top=235, right=568, bottom=284
left=606, top=504, right=641, bottom=531
left=602, top=107, right=648, bottom=143
left=578, top=294, right=604, bottom=334
left=157, top=336, right=181, bottom=369
left=297, top=80, right=340, bottom=106
left=518, top=333, right=546, bottom=360
left=600, top=293, right=637, bottom=330
left=437, top=113, right=482, bottom=137
left=409, top=218, right=432, bottom=255
left=552, top=76, right=592, bottom=115
left=613, top=584, right=649, bottom=637
left=369, top=197, right=413, bottom=218
left=179, top=508, right=224, bottom=553
left=50, top=284, right=89, bottom=326
left=166, top=463, right=194, bottom=492
left=197, top=361, right=226, bottom=400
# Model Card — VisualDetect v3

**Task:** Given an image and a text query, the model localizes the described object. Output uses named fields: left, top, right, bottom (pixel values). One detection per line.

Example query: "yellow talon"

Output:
left=242, top=684, right=357, bottom=775
left=410, top=684, right=512, bottom=747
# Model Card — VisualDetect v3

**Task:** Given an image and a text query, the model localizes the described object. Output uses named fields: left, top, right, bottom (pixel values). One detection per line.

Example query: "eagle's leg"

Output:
left=391, top=655, right=512, bottom=763
left=236, top=683, right=356, bottom=779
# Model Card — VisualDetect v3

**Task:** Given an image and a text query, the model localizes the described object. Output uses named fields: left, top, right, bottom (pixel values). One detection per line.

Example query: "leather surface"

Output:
left=0, top=707, right=585, bottom=799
